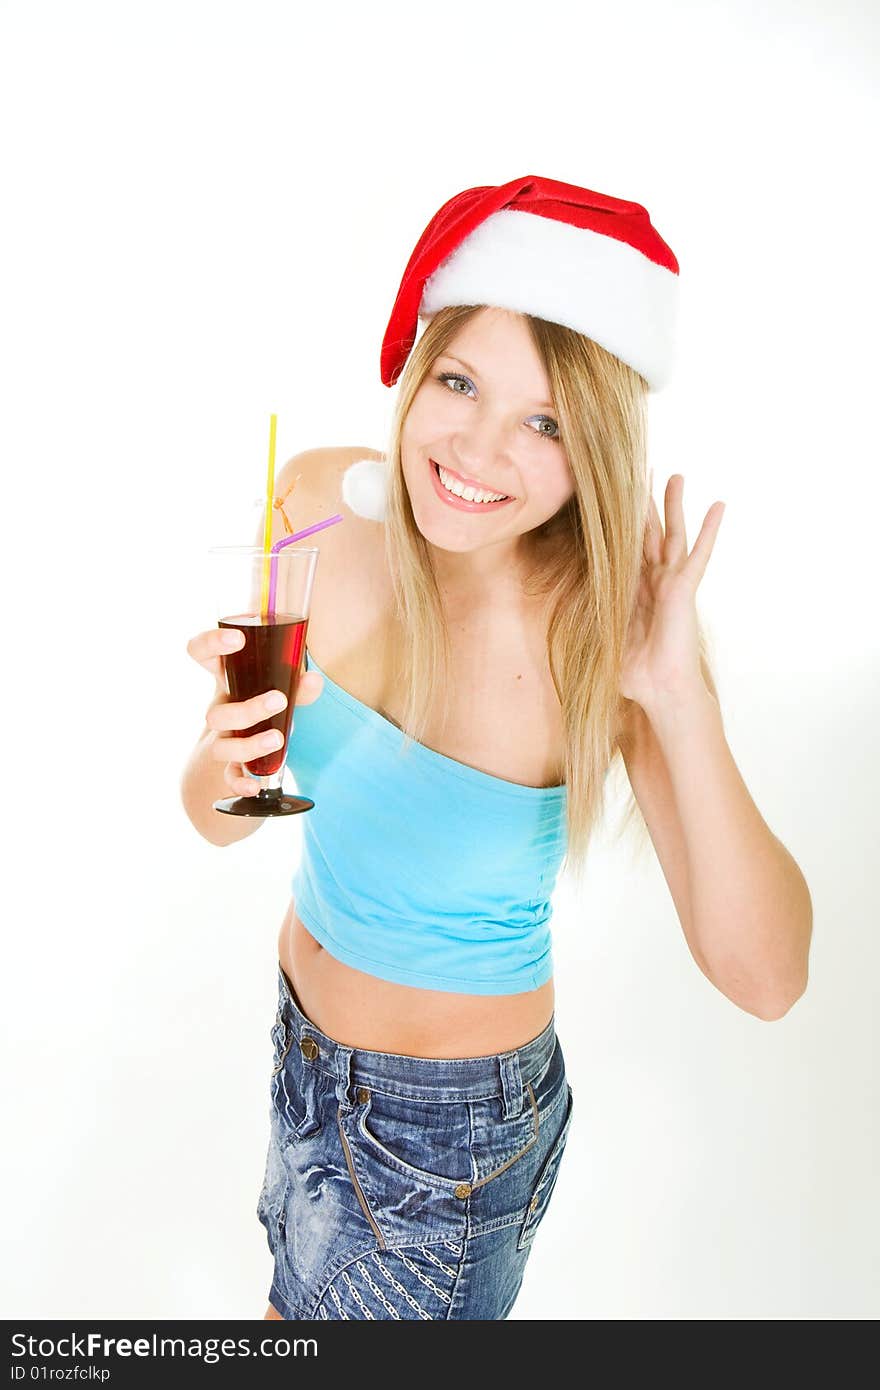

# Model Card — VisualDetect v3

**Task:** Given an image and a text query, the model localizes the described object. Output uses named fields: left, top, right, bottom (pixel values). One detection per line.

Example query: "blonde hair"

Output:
left=380, top=304, right=719, bottom=892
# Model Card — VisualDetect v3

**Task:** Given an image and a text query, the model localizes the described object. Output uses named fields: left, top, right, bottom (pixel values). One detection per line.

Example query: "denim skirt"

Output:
left=256, top=962, right=575, bottom=1320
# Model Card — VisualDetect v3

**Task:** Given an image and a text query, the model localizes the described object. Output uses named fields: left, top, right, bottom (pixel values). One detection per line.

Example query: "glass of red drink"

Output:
left=208, top=544, right=319, bottom=817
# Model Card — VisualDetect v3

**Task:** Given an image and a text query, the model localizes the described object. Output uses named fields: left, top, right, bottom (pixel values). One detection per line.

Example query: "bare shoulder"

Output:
left=256, top=445, right=384, bottom=549
left=275, top=445, right=384, bottom=512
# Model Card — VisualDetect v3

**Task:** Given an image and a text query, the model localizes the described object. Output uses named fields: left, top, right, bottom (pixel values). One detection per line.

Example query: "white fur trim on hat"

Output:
left=342, top=457, right=390, bottom=521
left=420, top=207, right=678, bottom=390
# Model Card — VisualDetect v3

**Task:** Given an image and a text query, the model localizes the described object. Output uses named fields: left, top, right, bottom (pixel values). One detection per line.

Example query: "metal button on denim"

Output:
left=300, top=1037, right=319, bottom=1060
left=356, top=1087, right=370, bottom=1103
left=454, top=1182, right=472, bottom=1200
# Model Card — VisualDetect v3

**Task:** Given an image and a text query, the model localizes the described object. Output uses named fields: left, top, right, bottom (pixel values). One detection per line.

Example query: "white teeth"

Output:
left=437, top=465, right=508, bottom=504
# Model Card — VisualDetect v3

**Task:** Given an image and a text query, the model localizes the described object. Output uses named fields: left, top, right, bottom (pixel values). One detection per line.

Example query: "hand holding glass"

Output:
left=208, top=544, right=319, bottom=817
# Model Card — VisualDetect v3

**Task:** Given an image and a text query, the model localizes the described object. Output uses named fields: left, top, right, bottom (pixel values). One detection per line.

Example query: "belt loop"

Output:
left=334, top=1044, right=354, bottom=1106
left=498, top=1050, right=524, bottom=1119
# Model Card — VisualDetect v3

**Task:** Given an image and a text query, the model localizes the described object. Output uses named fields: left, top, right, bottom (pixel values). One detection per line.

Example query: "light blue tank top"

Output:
left=284, top=648, right=568, bottom=996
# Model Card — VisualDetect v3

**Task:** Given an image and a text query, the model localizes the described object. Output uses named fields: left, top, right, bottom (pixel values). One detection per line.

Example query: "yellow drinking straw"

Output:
left=259, top=414, right=277, bottom=619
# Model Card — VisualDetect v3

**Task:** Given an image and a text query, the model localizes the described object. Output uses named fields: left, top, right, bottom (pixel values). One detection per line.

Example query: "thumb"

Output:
left=296, top=670, right=324, bottom=705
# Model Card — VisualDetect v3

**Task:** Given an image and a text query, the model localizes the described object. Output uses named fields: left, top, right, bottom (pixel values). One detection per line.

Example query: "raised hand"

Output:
left=619, top=473, right=725, bottom=712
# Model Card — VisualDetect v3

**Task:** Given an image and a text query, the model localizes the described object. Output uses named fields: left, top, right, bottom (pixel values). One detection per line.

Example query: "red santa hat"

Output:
left=381, top=172, right=680, bottom=391
left=345, top=173, right=680, bottom=520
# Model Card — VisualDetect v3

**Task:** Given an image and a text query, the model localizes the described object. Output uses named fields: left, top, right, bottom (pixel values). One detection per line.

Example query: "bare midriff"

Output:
left=277, top=899, right=555, bottom=1059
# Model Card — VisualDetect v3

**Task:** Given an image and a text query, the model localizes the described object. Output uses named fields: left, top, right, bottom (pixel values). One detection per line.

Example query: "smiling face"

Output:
left=400, top=307, right=575, bottom=591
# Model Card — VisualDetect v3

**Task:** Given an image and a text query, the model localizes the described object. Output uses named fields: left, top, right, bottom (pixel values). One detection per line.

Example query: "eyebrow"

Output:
left=440, top=354, right=556, bottom=412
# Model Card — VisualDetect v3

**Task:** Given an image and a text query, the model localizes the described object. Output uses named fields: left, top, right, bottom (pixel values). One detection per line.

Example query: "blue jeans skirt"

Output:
left=256, top=962, right=575, bottom=1320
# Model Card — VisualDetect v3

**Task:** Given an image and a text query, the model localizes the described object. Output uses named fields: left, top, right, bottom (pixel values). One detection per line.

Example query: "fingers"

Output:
left=189, top=627, right=325, bottom=797
left=205, top=670, right=322, bottom=726
left=206, top=686, right=286, bottom=731
left=644, top=475, right=724, bottom=588
left=684, top=501, right=725, bottom=587
left=224, top=760, right=264, bottom=798
left=187, top=626, right=245, bottom=684
left=205, top=670, right=325, bottom=751
left=212, top=724, right=286, bottom=762
left=663, top=474, right=687, bottom=563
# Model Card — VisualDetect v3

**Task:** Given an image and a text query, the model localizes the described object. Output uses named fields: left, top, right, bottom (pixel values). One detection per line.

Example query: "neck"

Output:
left=429, top=534, right=546, bottom=606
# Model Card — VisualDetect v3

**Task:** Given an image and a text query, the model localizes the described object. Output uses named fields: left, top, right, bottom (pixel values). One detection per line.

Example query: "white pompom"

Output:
left=341, top=457, right=390, bottom=521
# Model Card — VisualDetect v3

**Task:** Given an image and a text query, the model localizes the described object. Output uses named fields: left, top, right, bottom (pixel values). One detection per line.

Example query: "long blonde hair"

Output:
left=379, top=304, right=719, bottom=891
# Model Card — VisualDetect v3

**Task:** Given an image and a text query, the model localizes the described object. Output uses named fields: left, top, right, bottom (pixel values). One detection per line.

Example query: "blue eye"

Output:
left=435, top=372, right=561, bottom=444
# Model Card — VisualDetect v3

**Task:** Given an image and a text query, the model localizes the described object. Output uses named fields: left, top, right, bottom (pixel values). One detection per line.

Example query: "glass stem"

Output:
left=249, top=765, right=284, bottom=797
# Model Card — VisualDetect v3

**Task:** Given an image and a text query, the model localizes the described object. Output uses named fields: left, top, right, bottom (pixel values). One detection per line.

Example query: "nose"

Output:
left=450, top=418, right=513, bottom=492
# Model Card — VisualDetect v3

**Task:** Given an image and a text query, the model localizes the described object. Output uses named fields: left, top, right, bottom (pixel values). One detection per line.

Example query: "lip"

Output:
left=429, top=459, right=515, bottom=512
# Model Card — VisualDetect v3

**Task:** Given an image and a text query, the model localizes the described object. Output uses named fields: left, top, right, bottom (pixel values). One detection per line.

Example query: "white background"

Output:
left=1, top=0, right=877, bottom=1320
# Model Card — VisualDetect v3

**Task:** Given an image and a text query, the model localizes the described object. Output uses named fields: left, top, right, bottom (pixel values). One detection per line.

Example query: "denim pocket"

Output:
left=354, top=1087, right=474, bottom=1189
left=516, top=1082, right=574, bottom=1251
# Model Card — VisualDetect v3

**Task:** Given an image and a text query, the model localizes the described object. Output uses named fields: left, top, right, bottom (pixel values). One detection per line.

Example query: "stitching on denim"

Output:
left=310, top=1239, right=394, bottom=1314
left=327, top=1282, right=348, bottom=1318
left=370, top=1252, right=433, bottom=1319
left=444, top=1231, right=469, bottom=1321
left=354, top=1259, right=400, bottom=1319
left=470, top=1082, right=540, bottom=1191
left=309, top=1066, right=550, bottom=1103
left=517, top=1084, right=574, bottom=1249
left=340, top=1268, right=375, bottom=1319
left=527, top=1050, right=556, bottom=1096
left=419, top=1245, right=457, bottom=1279
left=396, top=1248, right=453, bottom=1304
left=336, top=1105, right=388, bottom=1248
left=308, top=1234, right=468, bottom=1319
left=350, top=1083, right=556, bottom=1194
left=355, top=1095, right=470, bottom=1190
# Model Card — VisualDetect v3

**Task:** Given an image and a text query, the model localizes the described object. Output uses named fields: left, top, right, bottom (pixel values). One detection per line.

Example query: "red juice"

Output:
left=218, top=612, right=308, bottom=776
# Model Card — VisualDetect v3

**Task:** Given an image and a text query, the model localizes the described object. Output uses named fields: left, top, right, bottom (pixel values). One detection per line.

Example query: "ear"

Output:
left=341, top=458, right=390, bottom=521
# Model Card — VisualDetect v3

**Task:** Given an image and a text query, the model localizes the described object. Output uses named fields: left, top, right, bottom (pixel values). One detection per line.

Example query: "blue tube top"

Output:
left=283, top=648, right=568, bottom=995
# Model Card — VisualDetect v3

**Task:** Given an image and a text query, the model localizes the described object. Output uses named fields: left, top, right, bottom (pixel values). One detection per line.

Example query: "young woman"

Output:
left=181, top=175, right=813, bottom=1320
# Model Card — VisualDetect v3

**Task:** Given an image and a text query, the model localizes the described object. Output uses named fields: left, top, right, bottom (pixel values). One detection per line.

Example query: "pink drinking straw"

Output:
left=266, top=513, right=344, bottom=620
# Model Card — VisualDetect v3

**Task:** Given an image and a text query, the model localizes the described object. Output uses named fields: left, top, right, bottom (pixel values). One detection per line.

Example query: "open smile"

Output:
left=429, top=459, right=516, bottom=512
